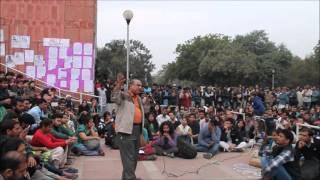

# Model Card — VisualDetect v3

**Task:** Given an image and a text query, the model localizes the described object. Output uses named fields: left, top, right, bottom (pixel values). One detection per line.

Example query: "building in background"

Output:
left=0, top=0, right=97, bottom=95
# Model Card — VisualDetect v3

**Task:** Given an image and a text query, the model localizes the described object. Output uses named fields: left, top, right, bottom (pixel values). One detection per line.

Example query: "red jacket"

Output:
left=31, top=129, right=66, bottom=149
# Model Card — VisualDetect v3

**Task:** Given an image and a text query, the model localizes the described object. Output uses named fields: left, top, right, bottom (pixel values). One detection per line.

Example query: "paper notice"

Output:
left=64, top=56, right=72, bottom=68
left=48, top=47, right=58, bottom=59
left=81, top=69, right=91, bottom=80
left=43, top=38, right=70, bottom=47
left=0, top=43, right=5, bottom=56
left=84, top=80, right=94, bottom=92
left=71, top=68, right=80, bottom=80
left=47, top=74, right=56, bottom=86
left=36, top=66, right=46, bottom=78
left=82, top=56, right=93, bottom=68
left=11, top=35, right=30, bottom=49
left=59, top=47, right=68, bottom=59
left=14, top=52, right=24, bottom=65
left=26, top=66, right=35, bottom=78
left=34, top=55, right=44, bottom=66
left=73, top=42, right=83, bottom=55
left=48, top=58, right=57, bottom=70
left=60, top=80, right=67, bottom=88
left=72, top=56, right=82, bottom=68
left=70, top=80, right=79, bottom=92
left=6, top=55, right=15, bottom=68
left=0, top=29, right=4, bottom=42
left=83, top=43, right=93, bottom=55
left=24, top=50, right=34, bottom=62
left=58, top=68, right=67, bottom=79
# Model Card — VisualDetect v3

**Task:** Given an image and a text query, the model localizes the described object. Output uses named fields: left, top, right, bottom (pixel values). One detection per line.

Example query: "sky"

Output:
left=97, top=0, right=319, bottom=73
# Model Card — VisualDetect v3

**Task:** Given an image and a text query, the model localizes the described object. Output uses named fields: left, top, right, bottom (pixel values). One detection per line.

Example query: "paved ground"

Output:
left=73, top=142, right=261, bottom=180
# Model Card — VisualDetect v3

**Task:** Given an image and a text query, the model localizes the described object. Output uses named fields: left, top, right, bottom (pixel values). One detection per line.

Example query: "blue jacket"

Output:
left=198, top=123, right=221, bottom=147
left=253, top=96, right=265, bottom=116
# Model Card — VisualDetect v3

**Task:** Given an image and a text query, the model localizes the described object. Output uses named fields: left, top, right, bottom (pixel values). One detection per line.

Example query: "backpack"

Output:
left=176, top=136, right=197, bottom=159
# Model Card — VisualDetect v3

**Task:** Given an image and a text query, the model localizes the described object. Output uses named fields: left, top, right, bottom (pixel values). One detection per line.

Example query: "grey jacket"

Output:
left=111, top=90, right=145, bottom=134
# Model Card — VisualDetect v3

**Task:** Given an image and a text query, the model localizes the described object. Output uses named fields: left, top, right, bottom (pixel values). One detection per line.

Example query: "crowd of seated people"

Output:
left=1, top=71, right=320, bottom=180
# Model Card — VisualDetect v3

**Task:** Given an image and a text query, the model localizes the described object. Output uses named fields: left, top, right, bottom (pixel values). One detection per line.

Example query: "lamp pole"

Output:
left=123, top=10, right=133, bottom=91
left=144, top=68, right=148, bottom=86
left=272, top=69, right=275, bottom=90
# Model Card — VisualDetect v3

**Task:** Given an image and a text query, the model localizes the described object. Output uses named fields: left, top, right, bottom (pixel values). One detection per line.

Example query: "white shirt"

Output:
left=156, top=114, right=170, bottom=126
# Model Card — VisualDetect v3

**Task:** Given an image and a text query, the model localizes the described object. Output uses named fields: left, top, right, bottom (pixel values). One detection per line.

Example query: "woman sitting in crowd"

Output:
left=152, top=121, right=178, bottom=158
left=176, top=114, right=193, bottom=144
left=72, top=114, right=104, bottom=156
left=145, top=113, right=159, bottom=141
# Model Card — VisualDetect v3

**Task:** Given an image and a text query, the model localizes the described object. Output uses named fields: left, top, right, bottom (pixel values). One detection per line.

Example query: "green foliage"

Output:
left=95, top=40, right=155, bottom=83
left=160, top=30, right=319, bottom=87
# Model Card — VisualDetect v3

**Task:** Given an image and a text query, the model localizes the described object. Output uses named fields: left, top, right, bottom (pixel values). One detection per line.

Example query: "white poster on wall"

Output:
left=6, top=55, right=15, bottom=68
left=14, top=52, right=24, bottom=65
left=59, top=47, right=68, bottom=59
left=34, top=55, right=44, bottom=66
left=43, top=38, right=70, bottom=47
left=37, top=66, right=46, bottom=78
left=83, top=43, right=93, bottom=55
left=0, top=29, right=4, bottom=42
left=26, top=66, right=35, bottom=78
left=0, top=43, right=5, bottom=56
left=82, top=56, right=92, bottom=68
left=11, top=35, right=30, bottom=49
left=73, top=42, right=83, bottom=55
left=24, top=50, right=34, bottom=62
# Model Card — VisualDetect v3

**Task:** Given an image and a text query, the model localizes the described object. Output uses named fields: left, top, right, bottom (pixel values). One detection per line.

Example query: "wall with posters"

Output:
left=0, top=0, right=97, bottom=93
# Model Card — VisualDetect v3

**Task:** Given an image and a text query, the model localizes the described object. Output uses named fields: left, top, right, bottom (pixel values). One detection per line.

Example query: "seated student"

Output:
left=97, top=111, right=113, bottom=137
left=188, top=113, right=200, bottom=144
left=0, top=151, right=27, bottom=180
left=295, top=128, right=320, bottom=180
left=168, top=111, right=180, bottom=130
left=152, top=121, right=178, bottom=158
left=31, top=119, right=75, bottom=169
left=145, top=113, right=159, bottom=140
left=196, top=119, right=221, bottom=159
left=72, top=114, right=104, bottom=156
left=51, top=113, right=75, bottom=140
left=220, top=119, right=248, bottom=152
left=176, top=114, right=193, bottom=144
left=261, top=129, right=300, bottom=180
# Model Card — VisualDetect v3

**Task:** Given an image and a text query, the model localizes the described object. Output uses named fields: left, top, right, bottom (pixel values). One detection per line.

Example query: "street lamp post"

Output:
left=144, top=68, right=148, bottom=86
left=123, top=10, right=133, bottom=90
left=272, top=69, right=275, bottom=90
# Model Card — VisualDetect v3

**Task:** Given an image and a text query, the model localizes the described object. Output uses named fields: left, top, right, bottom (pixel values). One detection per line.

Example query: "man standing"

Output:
left=111, top=74, right=144, bottom=180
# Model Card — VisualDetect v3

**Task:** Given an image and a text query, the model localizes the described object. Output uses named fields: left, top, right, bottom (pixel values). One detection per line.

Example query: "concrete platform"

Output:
left=73, top=144, right=261, bottom=180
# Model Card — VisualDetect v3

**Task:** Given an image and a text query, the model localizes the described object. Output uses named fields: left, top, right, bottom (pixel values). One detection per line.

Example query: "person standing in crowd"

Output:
left=97, top=84, right=107, bottom=116
left=111, top=74, right=144, bottom=180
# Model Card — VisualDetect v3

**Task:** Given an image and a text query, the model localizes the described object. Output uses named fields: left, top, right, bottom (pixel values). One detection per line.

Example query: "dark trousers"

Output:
left=117, top=125, right=141, bottom=180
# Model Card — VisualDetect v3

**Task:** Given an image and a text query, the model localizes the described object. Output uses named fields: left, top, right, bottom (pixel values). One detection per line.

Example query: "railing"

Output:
left=296, top=123, right=320, bottom=136
left=0, top=62, right=98, bottom=103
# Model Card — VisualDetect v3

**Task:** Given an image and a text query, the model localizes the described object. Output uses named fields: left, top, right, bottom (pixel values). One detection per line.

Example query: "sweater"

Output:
left=31, top=129, right=66, bottom=149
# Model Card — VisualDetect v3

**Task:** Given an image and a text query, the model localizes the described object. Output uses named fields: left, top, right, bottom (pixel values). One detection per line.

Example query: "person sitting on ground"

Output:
left=152, top=121, right=178, bottom=158
left=220, top=119, right=247, bottom=152
left=168, top=111, right=180, bottom=130
left=196, top=118, right=221, bottom=159
left=0, top=151, right=27, bottom=180
left=145, top=113, right=159, bottom=140
left=31, top=119, right=75, bottom=169
left=156, top=107, right=170, bottom=126
left=295, top=128, right=320, bottom=180
left=176, top=114, right=193, bottom=144
left=51, top=113, right=75, bottom=140
left=97, top=111, right=113, bottom=137
left=188, top=113, right=200, bottom=144
left=72, top=114, right=104, bottom=156
left=261, top=128, right=301, bottom=180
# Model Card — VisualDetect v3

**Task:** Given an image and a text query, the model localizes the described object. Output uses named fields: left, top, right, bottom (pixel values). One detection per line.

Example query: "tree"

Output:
left=95, top=40, right=155, bottom=83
